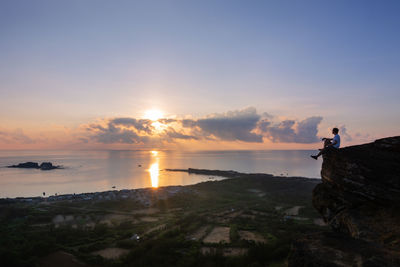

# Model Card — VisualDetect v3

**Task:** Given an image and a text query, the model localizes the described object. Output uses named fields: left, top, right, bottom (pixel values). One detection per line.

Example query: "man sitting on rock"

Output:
left=311, top=128, right=340, bottom=160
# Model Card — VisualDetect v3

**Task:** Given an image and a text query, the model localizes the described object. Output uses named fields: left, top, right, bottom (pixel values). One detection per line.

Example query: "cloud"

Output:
left=93, top=128, right=144, bottom=144
left=163, top=127, right=199, bottom=140
left=295, top=117, right=324, bottom=143
left=338, top=125, right=352, bottom=142
left=109, top=118, right=153, bottom=134
left=87, top=122, right=151, bottom=144
left=182, top=107, right=264, bottom=143
left=258, top=116, right=323, bottom=143
left=83, top=107, right=323, bottom=145
left=0, top=129, right=35, bottom=144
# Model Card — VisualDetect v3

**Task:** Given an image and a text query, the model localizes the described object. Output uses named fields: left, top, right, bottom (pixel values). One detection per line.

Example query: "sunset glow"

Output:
left=151, top=121, right=167, bottom=133
left=144, top=110, right=164, bottom=121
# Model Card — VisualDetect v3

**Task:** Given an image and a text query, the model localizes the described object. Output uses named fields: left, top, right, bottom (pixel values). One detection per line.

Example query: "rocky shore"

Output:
left=289, top=136, right=400, bottom=266
left=0, top=185, right=193, bottom=207
left=1, top=168, right=317, bottom=205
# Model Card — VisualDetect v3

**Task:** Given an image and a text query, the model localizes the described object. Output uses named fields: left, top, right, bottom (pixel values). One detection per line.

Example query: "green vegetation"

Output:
left=0, top=176, right=327, bottom=266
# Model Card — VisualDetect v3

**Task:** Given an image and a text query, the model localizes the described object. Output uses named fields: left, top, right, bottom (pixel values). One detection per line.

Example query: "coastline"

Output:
left=1, top=167, right=323, bottom=267
left=0, top=168, right=320, bottom=203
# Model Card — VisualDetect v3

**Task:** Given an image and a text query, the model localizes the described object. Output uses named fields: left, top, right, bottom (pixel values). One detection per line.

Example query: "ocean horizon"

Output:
left=0, top=149, right=321, bottom=198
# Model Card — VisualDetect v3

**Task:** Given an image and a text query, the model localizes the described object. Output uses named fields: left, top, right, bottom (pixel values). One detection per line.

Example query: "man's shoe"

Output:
left=310, top=155, right=318, bottom=160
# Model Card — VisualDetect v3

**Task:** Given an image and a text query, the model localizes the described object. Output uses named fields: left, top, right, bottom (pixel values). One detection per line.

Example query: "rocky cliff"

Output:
left=289, top=136, right=400, bottom=266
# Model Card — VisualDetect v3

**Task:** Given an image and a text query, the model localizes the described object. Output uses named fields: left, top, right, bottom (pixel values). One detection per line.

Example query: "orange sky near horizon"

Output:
left=0, top=107, right=380, bottom=151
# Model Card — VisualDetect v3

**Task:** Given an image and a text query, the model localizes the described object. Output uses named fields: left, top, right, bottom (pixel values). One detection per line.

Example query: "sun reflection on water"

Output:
left=149, top=150, right=159, bottom=188
left=149, top=162, right=159, bottom=188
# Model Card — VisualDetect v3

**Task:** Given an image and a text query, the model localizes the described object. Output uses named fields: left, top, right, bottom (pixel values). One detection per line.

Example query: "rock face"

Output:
left=289, top=136, right=400, bottom=266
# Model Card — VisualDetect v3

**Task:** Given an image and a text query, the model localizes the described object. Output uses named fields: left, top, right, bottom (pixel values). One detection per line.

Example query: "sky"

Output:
left=0, top=0, right=399, bottom=150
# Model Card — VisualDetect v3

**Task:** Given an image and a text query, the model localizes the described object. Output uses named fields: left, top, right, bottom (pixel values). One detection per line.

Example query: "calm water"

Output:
left=0, top=150, right=321, bottom=198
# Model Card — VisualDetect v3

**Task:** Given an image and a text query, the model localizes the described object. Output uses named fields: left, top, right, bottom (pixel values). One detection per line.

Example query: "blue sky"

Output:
left=0, top=0, right=399, bottom=149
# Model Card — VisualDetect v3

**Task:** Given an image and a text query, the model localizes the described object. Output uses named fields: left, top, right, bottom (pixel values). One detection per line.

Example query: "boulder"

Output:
left=290, top=232, right=400, bottom=267
left=40, top=162, right=56, bottom=170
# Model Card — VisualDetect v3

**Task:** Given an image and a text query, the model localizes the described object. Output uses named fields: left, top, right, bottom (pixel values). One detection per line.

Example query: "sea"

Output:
left=0, top=150, right=322, bottom=198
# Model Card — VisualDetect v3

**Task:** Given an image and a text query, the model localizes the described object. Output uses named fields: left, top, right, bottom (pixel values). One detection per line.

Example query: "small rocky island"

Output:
left=289, top=136, right=400, bottom=266
left=7, top=162, right=61, bottom=170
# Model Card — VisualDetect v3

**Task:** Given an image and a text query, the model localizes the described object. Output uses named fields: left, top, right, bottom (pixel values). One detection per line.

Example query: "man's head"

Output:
left=332, top=128, right=339, bottom=135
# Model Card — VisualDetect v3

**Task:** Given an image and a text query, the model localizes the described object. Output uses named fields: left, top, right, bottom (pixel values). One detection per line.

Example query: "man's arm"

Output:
left=322, top=138, right=333, bottom=141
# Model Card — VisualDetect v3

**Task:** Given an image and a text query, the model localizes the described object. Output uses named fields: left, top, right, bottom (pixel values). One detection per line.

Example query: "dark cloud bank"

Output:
left=86, top=107, right=323, bottom=145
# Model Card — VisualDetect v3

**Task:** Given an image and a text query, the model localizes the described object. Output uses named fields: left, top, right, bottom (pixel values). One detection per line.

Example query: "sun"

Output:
left=144, top=109, right=164, bottom=121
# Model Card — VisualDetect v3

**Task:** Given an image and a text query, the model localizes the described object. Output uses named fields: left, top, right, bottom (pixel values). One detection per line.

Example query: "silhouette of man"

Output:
left=311, top=128, right=340, bottom=160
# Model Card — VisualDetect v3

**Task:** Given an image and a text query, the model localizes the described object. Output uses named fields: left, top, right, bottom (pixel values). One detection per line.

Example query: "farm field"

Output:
left=0, top=174, right=326, bottom=267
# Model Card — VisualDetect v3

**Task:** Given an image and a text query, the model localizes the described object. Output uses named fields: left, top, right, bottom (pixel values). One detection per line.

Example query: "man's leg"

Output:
left=312, top=146, right=337, bottom=160
left=313, top=150, right=323, bottom=159
left=324, top=139, right=331, bottom=148
left=318, top=139, right=331, bottom=151
left=311, top=147, right=326, bottom=160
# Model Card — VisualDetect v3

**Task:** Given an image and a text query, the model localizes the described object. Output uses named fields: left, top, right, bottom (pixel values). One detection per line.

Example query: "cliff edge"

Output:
left=289, top=136, right=400, bottom=266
